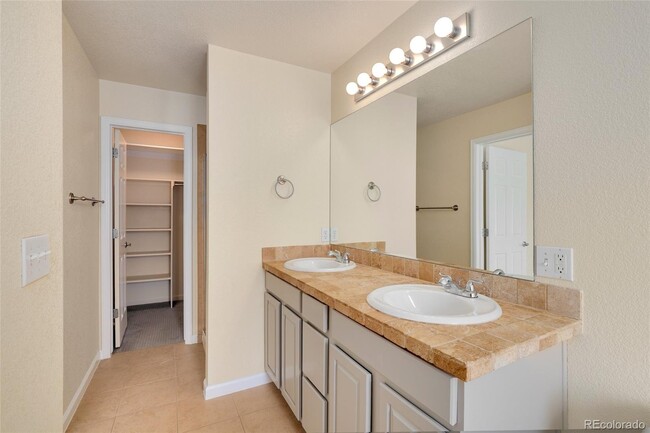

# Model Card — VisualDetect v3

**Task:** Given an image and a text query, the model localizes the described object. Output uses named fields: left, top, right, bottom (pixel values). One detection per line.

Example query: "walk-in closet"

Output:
left=115, top=128, right=184, bottom=351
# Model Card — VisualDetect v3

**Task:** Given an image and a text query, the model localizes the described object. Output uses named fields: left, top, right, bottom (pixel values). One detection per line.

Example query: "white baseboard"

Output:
left=63, top=351, right=100, bottom=430
left=203, top=372, right=271, bottom=400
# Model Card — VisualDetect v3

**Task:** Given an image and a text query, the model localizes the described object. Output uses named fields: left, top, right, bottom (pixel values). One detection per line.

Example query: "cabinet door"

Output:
left=329, top=344, right=371, bottom=433
left=375, top=382, right=447, bottom=432
left=281, top=307, right=302, bottom=420
left=264, top=292, right=281, bottom=388
left=302, top=376, right=327, bottom=433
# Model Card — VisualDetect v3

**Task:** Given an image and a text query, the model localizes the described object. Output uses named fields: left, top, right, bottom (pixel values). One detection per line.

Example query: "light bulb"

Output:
left=409, top=35, right=431, bottom=54
left=389, top=48, right=411, bottom=65
left=357, top=72, right=373, bottom=87
left=345, top=82, right=360, bottom=96
left=434, top=17, right=456, bottom=38
left=371, top=63, right=387, bottom=78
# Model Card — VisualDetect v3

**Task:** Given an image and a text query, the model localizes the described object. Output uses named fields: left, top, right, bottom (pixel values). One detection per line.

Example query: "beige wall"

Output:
left=99, top=80, right=206, bottom=127
left=331, top=92, right=417, bottom=257
left=99, top=80, right=205, bottom=338
left=206, top=45, right=330, bottom=386
left=417, top=93, right=532, bottom=267
left=62, top=15, right=101, bottom=416
left=1, top=2, right=64, bottom=431
left=332, top=1, right=650, bottom=425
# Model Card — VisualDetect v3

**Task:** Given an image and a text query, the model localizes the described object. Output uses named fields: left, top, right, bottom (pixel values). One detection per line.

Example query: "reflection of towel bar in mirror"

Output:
left=416, top=205, right=458, bottom=211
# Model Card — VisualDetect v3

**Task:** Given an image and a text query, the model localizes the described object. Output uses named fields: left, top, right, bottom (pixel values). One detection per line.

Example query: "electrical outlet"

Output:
left=536, top=246, right=574, bottom=281
left=320, top=227, right=330, bottom=243
left=330, top=227, right=338, bottom=242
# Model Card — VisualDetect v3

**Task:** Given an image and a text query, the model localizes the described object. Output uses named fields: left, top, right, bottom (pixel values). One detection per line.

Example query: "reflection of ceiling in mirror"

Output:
left=397, top=21, right=532, bottom=126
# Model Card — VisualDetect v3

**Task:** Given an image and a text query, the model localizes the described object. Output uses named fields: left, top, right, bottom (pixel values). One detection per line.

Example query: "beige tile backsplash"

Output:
left=261, top=243, right=583, bottom=320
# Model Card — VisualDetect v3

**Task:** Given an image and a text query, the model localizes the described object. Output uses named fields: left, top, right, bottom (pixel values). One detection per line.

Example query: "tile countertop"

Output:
left=262, top=260, right=582, bottom=382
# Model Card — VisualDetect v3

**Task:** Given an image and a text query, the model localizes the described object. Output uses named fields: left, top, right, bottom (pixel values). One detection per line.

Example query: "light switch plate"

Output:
left=330, top=227, right=338, bottom=242
left=536, top=246, right=573, bottom=281
left=21, top=234, right=51, bottom=287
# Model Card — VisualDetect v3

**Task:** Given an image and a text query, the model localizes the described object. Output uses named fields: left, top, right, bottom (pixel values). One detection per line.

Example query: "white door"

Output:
left=329, top=344, right=371, bottom=433
left=281, top=307, right=302, bottom=420
left=113, top=128, right=128, bottom=347
left=486, top=141, right=529, bottom=276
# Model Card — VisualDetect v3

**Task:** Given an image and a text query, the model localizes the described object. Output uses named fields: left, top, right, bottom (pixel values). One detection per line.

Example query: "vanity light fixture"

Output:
left=345, top=13, right=470, bottom=102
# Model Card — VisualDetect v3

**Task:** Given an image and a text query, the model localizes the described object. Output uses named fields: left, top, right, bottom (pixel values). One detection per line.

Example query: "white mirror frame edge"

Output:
left=100, top=116, right=196, bottom=359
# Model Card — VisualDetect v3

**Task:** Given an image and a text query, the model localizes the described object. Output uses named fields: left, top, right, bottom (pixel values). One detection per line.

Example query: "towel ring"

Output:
left=367, top=181, right=381, bottom=202
left=275, top=175, right=294, bottom=199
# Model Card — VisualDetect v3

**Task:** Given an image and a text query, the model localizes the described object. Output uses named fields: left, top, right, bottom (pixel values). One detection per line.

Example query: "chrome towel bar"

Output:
left=69, top=192, right=104, bottom=206
left=416, top=205, right=459, bottom=211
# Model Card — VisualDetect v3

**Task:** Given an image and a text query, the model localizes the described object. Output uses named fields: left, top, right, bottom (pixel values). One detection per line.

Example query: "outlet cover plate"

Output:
left=320, top=227, right=330, bottom=243
left=535, top=246, right=574, bottom=281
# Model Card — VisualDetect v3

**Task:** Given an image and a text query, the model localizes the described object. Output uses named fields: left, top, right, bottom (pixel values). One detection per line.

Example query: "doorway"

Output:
left=100, top=117, right=195, bottom=358
left=113, top=128, right=186, bottom=351
left=471, top=126, right=533, bottom=277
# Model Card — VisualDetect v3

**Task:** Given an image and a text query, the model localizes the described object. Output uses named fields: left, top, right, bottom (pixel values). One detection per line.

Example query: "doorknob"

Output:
left=522, top=241, right=529, bottom=247
left=123, top=241, right=132, bottom=248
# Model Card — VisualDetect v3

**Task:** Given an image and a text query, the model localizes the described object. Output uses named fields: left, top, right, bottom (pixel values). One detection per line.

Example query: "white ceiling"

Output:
left=63, top=0, right=417, bottom=96
left=397, top=20, right=532, bottom=126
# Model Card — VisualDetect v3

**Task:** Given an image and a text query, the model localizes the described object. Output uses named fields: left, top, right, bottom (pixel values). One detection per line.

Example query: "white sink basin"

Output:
left=367, top=284, right=501, bottom=325
left=284, top=257, right=356, bottom=273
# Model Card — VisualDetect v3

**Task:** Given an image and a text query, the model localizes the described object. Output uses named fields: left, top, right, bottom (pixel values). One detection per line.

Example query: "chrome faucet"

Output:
left=328, top=250, right=351, bottom=264
left=438, top=273, right=480, bottom=299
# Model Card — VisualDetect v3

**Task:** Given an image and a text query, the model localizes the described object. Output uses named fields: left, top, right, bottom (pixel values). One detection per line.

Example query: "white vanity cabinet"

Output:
left=264, top=272, right=564, bottom=433
left=328, top=344, right=372, bottom=433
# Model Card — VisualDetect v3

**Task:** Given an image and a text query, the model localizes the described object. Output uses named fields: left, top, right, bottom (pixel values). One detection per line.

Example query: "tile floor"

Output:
left=67, top=343, right=304, bottom=433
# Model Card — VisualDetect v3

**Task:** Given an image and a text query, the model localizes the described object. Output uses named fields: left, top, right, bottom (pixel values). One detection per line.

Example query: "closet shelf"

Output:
left=126, top=203, right=172, bottom=207
left=126, top=251, right=172, bottom=258
left=126, top=228, right=172, bottom=232
left=127, top=274, right=171, bottom=284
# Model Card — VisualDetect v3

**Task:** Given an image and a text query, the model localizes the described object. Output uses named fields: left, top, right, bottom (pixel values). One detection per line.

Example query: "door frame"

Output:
left=470, top=126, right=532, bottom=270
left=100, top=116, right=195, bottom=358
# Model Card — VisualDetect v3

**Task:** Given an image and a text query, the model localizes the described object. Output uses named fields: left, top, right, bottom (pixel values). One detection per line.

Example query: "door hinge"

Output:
left=112, top=148, right=119, bottom=159
left=112, top=308, right=119, bottom=319
left=112, top=228, right=118, bottom=239
left=482, top=161, right=489, bottom=170
left=482, top=228, right=489, bottom=237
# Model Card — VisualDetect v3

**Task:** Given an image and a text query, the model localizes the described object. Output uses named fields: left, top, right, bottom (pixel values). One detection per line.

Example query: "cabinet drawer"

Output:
left=375, top=382, right=447, bottom=432
left=266, top=272, right=301, bottom=313
left=303, top=321, right=328, bottom=395
left=302, top=294, right=328, bottom=333
left=302, top=376, right=327, bottom=433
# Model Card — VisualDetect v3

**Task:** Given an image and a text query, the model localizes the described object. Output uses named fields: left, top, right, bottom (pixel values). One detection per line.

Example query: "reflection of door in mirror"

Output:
left=468, top=128, right=533, bottom=278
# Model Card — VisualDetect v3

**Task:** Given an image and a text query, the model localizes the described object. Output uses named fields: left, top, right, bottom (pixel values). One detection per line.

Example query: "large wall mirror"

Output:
left=331, top=19, right=534, bottom=280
